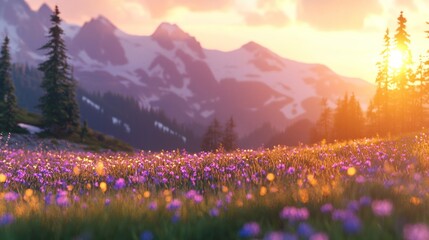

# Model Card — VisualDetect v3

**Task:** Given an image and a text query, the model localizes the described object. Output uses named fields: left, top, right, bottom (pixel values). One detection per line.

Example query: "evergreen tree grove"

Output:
left=201, top=118, right=222, bottom=152
left=222, top=117, right=238, bottom=152
left=312, top=98, right=332, bottom=142
left=38, top=6, right=79, bottom=136
left=201, top=117, right=238, bottom=152
left=332, top=93, right=364, bottom=141
left=0, top=36, right=19, bottom=132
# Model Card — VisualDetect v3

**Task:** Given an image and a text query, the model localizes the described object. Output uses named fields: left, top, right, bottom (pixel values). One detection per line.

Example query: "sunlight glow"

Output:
left=389, top=49, right=404, bottom=70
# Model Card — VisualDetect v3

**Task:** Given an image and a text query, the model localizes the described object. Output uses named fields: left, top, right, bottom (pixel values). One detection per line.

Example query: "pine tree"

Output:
left=394, top=12, right=411, bottom=67
left=393, top=11, right=413, bottom=132
left=348, top=94, right=365, bottom=139
left=201, top=118, right=222, bottom=152
left=412, top=56, right=426, bottom=129
left=38, top=6, right=79, bottom=136
left=222, top=117, right=238, bottom=152
left=314, top=98, right=332, bottom=141
left=332, top=93, right=364, bottom=140
left=0, top=36, right=19, bottom=132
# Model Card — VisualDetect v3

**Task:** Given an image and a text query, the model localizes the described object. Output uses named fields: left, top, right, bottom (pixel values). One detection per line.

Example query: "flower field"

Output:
left=1, top=133, right=429, bottom=239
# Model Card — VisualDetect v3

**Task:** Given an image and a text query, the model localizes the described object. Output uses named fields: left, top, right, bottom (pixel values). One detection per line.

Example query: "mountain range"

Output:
left=0, top=0, right=375, bottom=149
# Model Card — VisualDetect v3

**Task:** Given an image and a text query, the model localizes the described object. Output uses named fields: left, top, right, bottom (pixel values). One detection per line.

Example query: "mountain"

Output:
left=0, top=1, right=375, bottom=148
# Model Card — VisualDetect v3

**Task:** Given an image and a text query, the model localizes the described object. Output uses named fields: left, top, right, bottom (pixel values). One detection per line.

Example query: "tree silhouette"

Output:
left=333, top=93, right=364, bottom=140
left=38, top=6, right=79, bottom=136
left=0, top=36, right=19, bottom=132
left=201, top=118, right=222, bottom=152
left=313, top=98, right=332, bottom=142
left=222, top=117, right=238, bottom=152
left=392, top=11, right=413, bottom=132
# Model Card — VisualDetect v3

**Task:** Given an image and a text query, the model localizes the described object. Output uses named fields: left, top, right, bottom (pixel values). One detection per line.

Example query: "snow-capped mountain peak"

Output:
left=241, top=41, right=266, bottom=52
left=37, top=3, right=51, bottom=17
left=152, top=22, right=190, bottom=41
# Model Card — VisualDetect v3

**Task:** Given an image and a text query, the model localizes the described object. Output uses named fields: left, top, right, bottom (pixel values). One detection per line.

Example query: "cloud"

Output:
left=244, top=10, right=289, bottom=27
left=297, top=0, right=383, bottom=31
left=394, top=0, right=417, bottom=10
left=140, top=0, right=234, bottom=18
left=243, top=0, right=290, bottom=27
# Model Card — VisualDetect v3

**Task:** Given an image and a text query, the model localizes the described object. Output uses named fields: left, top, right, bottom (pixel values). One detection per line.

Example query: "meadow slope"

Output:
left=0, top=133, right=428, bottom=239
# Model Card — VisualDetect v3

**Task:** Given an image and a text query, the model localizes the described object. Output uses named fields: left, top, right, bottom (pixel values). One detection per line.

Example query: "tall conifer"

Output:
left=38, top=6, right=79, bottom=135
left=222, top=117, right=238, bottom=152
left=0, top=36, right=19, bottom=132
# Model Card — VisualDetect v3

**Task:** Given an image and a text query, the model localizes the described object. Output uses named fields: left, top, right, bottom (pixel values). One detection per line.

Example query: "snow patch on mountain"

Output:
left=168, top=77, right=193, bottom=100
left=18, top=123, right=42, bottom=134
left=200, top=110, right=214, bottom=118
left=62, top=23, right=80, bottom=39
left=0, top=22, right=20, bottom=53
left=13, top=4, right=30, bottom=21
left=82, top=96, right=103, bottom=112
left=154, top=121, right=186, bottom=143
left=112, top=116, right=131, bottom=133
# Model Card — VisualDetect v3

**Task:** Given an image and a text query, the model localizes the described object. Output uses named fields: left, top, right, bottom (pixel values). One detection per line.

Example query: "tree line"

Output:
left=0, top=6, right=80, bottom=136
left=313, top=11, right=429, bottom=142
left=201, top=117, right=238, bottom=152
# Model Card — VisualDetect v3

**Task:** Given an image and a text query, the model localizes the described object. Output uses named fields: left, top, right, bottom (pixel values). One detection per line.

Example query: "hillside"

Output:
left=11, top=64, right=201, bottom=151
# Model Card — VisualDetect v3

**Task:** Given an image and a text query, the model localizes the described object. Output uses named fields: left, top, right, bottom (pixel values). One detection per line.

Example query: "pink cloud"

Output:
left=244, top=10, right=289, bottom=27
left=140, top=0, right=234, bottom=18
left=394, top=0, right=417, bottom=10
left=297, top=0, right=383, bottom=30
left=243, top=0, right=289, bottom=27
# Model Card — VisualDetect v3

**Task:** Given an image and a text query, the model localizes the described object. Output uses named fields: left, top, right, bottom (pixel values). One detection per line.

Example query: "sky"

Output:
left=26, top=0, right=429, bottom=83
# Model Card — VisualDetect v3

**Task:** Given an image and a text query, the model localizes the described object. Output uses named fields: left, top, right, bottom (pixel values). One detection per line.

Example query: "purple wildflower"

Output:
left=359, top=196, right=372, bottom=206
left=403, top=223, right=429, bottom=240
left=148, top=201, right=157, bottom=210
left=310, top=232, right=329, bottom=240
left=105, top=198, right=111, bottom=206
left=297, top=222, right=314, bottom=238
left=332, top=209, right=355, bottom=221
left=0, top=213, right=14, bottom=226
left=264, top=232, right=297, bottom=240
left=166, top=199, right=182, bottom=211
left=56, top=191, right=69, bottom=207
left=209, top=208, right=220, bottom=217
left=280, top=206, right=309, bottom=222
left=355, top=175, right=366, bottom=183
left=185, top=190, right=197, bottom=199
left=140, top=231, right=154, bottom=240
left=193, top=194, right=204, bottom=204
left=4, top=191, right=19, bottom=202
left=44, top=193, right=52, bottom=206
left=320, top=203, right=333, bottom=214
left=239, top=222, right=260, bottom=238
left=114, top=178, right=126, bottom=190
left=347, top=200, right=360, bottom=212
left=171, top=212, right=180, bottom=223
left=342, top=216, right=362, bottom=234
left=371, top=200, right=393, bottom=217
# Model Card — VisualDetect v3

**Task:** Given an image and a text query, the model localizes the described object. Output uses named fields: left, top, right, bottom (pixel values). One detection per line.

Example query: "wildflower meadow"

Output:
left=0, top=133, right=429, bottom=239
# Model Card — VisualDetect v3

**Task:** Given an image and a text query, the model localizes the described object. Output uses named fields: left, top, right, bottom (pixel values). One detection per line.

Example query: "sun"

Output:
left=389, top=49, right=404, bottom=70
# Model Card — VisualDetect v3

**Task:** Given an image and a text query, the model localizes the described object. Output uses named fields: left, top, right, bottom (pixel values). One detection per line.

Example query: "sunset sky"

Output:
left=26, top=0, right=429, bottom=83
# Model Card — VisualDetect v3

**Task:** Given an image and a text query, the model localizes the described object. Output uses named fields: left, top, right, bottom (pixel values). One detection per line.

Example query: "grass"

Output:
left=0, top=132, right=428, bottom=239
